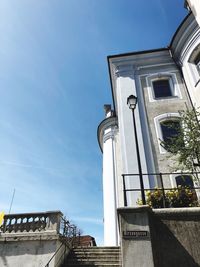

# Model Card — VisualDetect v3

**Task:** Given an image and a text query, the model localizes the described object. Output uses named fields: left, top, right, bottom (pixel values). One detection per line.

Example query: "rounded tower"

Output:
left=98, top=105, right=119, bottom=246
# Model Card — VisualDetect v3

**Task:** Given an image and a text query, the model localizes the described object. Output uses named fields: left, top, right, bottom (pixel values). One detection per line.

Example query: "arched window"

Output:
left=154, top=113, right=181, bottom=153
left=175, top=175, right=194, bottom=188
left=160, top=119, right=182, bottom=152
left=175, top=175, right=197, bottom=200
left=194, top=52, right=200, bottom=75
left=188, top=44, right=200, bottom=84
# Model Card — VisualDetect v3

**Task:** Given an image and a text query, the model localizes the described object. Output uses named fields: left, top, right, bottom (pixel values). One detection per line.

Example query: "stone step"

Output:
left=66, top=265, right=121, bottom=267
left=67, top=261, right=121, bottom=264
left=67, top=259, right=120, bottom=263
left=68, top=258, right=121, bottom=262
left=66, top=264, right=121, bottom=267
left=72, top=252, right=120, bottom=257
left=73, top=247, right=120, bottom=252
left=72, top=251, right=120, bottom=254
left=64, top=246, right=122, bottom=267
left=65, top=262, right=121, bottom=267
left=67, top=258, right=121, bottom=263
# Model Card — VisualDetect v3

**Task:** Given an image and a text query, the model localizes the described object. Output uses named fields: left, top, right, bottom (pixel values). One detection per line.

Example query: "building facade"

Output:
left=98, top=5, right=200, bottom=246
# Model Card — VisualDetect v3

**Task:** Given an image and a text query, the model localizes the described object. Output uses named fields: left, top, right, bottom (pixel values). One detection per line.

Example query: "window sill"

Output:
left=154, top=96, right=179, bottom=101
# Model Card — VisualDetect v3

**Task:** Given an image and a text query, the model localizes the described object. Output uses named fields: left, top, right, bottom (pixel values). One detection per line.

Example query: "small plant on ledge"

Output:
left=137, top=187, right=199, bottom=209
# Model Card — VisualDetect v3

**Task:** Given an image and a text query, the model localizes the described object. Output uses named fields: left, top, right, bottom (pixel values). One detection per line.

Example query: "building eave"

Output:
left=107, top=11, right=193, bottom=114
left=107, top=48, right=170, bottom=114
left=107, top=48, right=169, bottom=60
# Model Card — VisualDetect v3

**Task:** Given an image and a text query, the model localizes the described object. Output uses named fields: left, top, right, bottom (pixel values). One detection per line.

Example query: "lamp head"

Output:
left=127, top=95, right=137, bottom=110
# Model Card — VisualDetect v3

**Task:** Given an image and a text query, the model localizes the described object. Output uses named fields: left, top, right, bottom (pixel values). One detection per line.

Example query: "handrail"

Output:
left=122, top=171, right=200, bottom=176
left=44, top=216, right=81, bottom=267
left=45, top=242, right=65, bottom=267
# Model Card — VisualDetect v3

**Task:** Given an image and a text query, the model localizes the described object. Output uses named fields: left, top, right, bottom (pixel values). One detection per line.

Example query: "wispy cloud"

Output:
left=73, top=216, right=103, bottom=225
left=0, top=160, right=60, bottom=172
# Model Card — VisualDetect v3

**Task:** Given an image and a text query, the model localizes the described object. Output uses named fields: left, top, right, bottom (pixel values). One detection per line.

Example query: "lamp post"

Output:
left=127, top=95, right=146, bottom=205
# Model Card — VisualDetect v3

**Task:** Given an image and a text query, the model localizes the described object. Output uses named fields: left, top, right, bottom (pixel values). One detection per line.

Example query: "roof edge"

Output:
left=170, top=12, right=192, bottom=48
left=107, top=47, right=169, bottom=60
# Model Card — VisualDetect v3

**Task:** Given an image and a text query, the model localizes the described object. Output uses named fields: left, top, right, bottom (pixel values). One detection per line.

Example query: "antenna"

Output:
left=8, top=188, right=15, bottom=214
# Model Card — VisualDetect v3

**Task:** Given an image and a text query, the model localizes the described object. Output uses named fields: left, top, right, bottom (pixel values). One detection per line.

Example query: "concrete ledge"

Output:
left=0, top=233, right=60, bottom=242
left=118, top=205, right=151, bottom=213
left=153, top=207, right=200, bottom=215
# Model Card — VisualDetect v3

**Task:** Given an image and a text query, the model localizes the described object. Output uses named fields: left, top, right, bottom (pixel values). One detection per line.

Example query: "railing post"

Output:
left=159, top=173, right=166, bottom=208
left=122, top=175, right=127, bottom=207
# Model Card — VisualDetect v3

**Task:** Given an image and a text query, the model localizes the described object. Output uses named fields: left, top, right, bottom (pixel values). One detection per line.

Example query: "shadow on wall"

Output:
left=150, top=213, right=200, bottom=267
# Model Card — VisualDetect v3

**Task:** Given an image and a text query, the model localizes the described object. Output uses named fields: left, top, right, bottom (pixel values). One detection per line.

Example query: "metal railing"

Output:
left=45, top=216, right=81, bottom=267
left=45, top=242, right=65, bottom=267
left=0, top=211, right=81, bottom=267
left=122, top=171, right=200, bottom=208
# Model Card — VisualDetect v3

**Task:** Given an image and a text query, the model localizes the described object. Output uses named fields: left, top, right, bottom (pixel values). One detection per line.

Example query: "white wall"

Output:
left=181, top=26, right=200, bottom=108
left=187, top=0, right=200, bottom=27
left=115, top=67, right=150, bottom=206
left=102, top=126, right=118, bottom=246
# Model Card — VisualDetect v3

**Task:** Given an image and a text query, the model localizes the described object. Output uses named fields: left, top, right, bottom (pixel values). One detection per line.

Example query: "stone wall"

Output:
left=118, top=206, right=200, bottom=267
left=150, top=208, right=200, bottom=267
left=0, top=239, right=62, bottom=267
left=0, top=211, right=70, bottom=267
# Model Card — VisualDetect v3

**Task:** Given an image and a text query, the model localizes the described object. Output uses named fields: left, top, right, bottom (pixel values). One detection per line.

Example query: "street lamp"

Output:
left=127, top=95, right=146, bottom=205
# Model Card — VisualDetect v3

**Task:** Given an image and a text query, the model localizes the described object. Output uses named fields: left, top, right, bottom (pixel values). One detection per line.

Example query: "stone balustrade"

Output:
left=1, top=211, right=63, bottom=234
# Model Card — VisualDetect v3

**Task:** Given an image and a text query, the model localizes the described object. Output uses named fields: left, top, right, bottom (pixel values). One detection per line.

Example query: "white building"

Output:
left=98, top=4, right=200, bottom=246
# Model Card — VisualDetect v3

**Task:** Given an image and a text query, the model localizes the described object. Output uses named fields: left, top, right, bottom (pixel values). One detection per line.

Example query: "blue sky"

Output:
left=0, top=0, right=187, bottom=245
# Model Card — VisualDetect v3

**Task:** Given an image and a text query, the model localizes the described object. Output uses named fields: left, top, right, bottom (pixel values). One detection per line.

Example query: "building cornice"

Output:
left=170, top=13, right=198, bottom=63
left=170, top=12, right=192, bottom=49
left=107, top=12, right=195, bottom=115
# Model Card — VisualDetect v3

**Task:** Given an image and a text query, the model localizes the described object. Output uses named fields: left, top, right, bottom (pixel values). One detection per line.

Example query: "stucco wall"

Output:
left=0, top=239, right=55, bottom=267
left=150, top=208, right=200, bottom=267
left=187, top=0, right=200, bottom=27
left=0, top=238, right=69, bottom=267
left=171, top=13, right=200, bottom=109
left=118, top=207, right=200, bottom=267
left=140, top=69, right=191, bottom=182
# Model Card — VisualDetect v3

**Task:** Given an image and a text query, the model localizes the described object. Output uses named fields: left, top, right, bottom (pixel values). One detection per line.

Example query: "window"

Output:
left=175, top=175, right=194, bottom=188
left=146, top=73, right=182, bottom=102
left=194, top=52, right=200, bottom=75
left=154, top=113, right=181, bottom=154
left=160, top=120, right=182, bottom=151
left=152, top=79, right=172, bottom=99
left=188, top=44, right=200, bottom=85
left=175, top=175, right=197, bottom=199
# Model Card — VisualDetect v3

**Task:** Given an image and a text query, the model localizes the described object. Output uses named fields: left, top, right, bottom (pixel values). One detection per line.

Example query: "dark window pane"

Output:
left=161, top=120, right=180, bottom=143
left=175, top=175, right=194, bottom=188
left=153, top=79, right=172, bottom=98
left=194, top=53, right=200, bottom=75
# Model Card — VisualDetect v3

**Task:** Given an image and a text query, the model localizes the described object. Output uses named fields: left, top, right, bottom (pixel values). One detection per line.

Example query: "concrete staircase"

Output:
left=64, top=246, right=121, bottom=267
